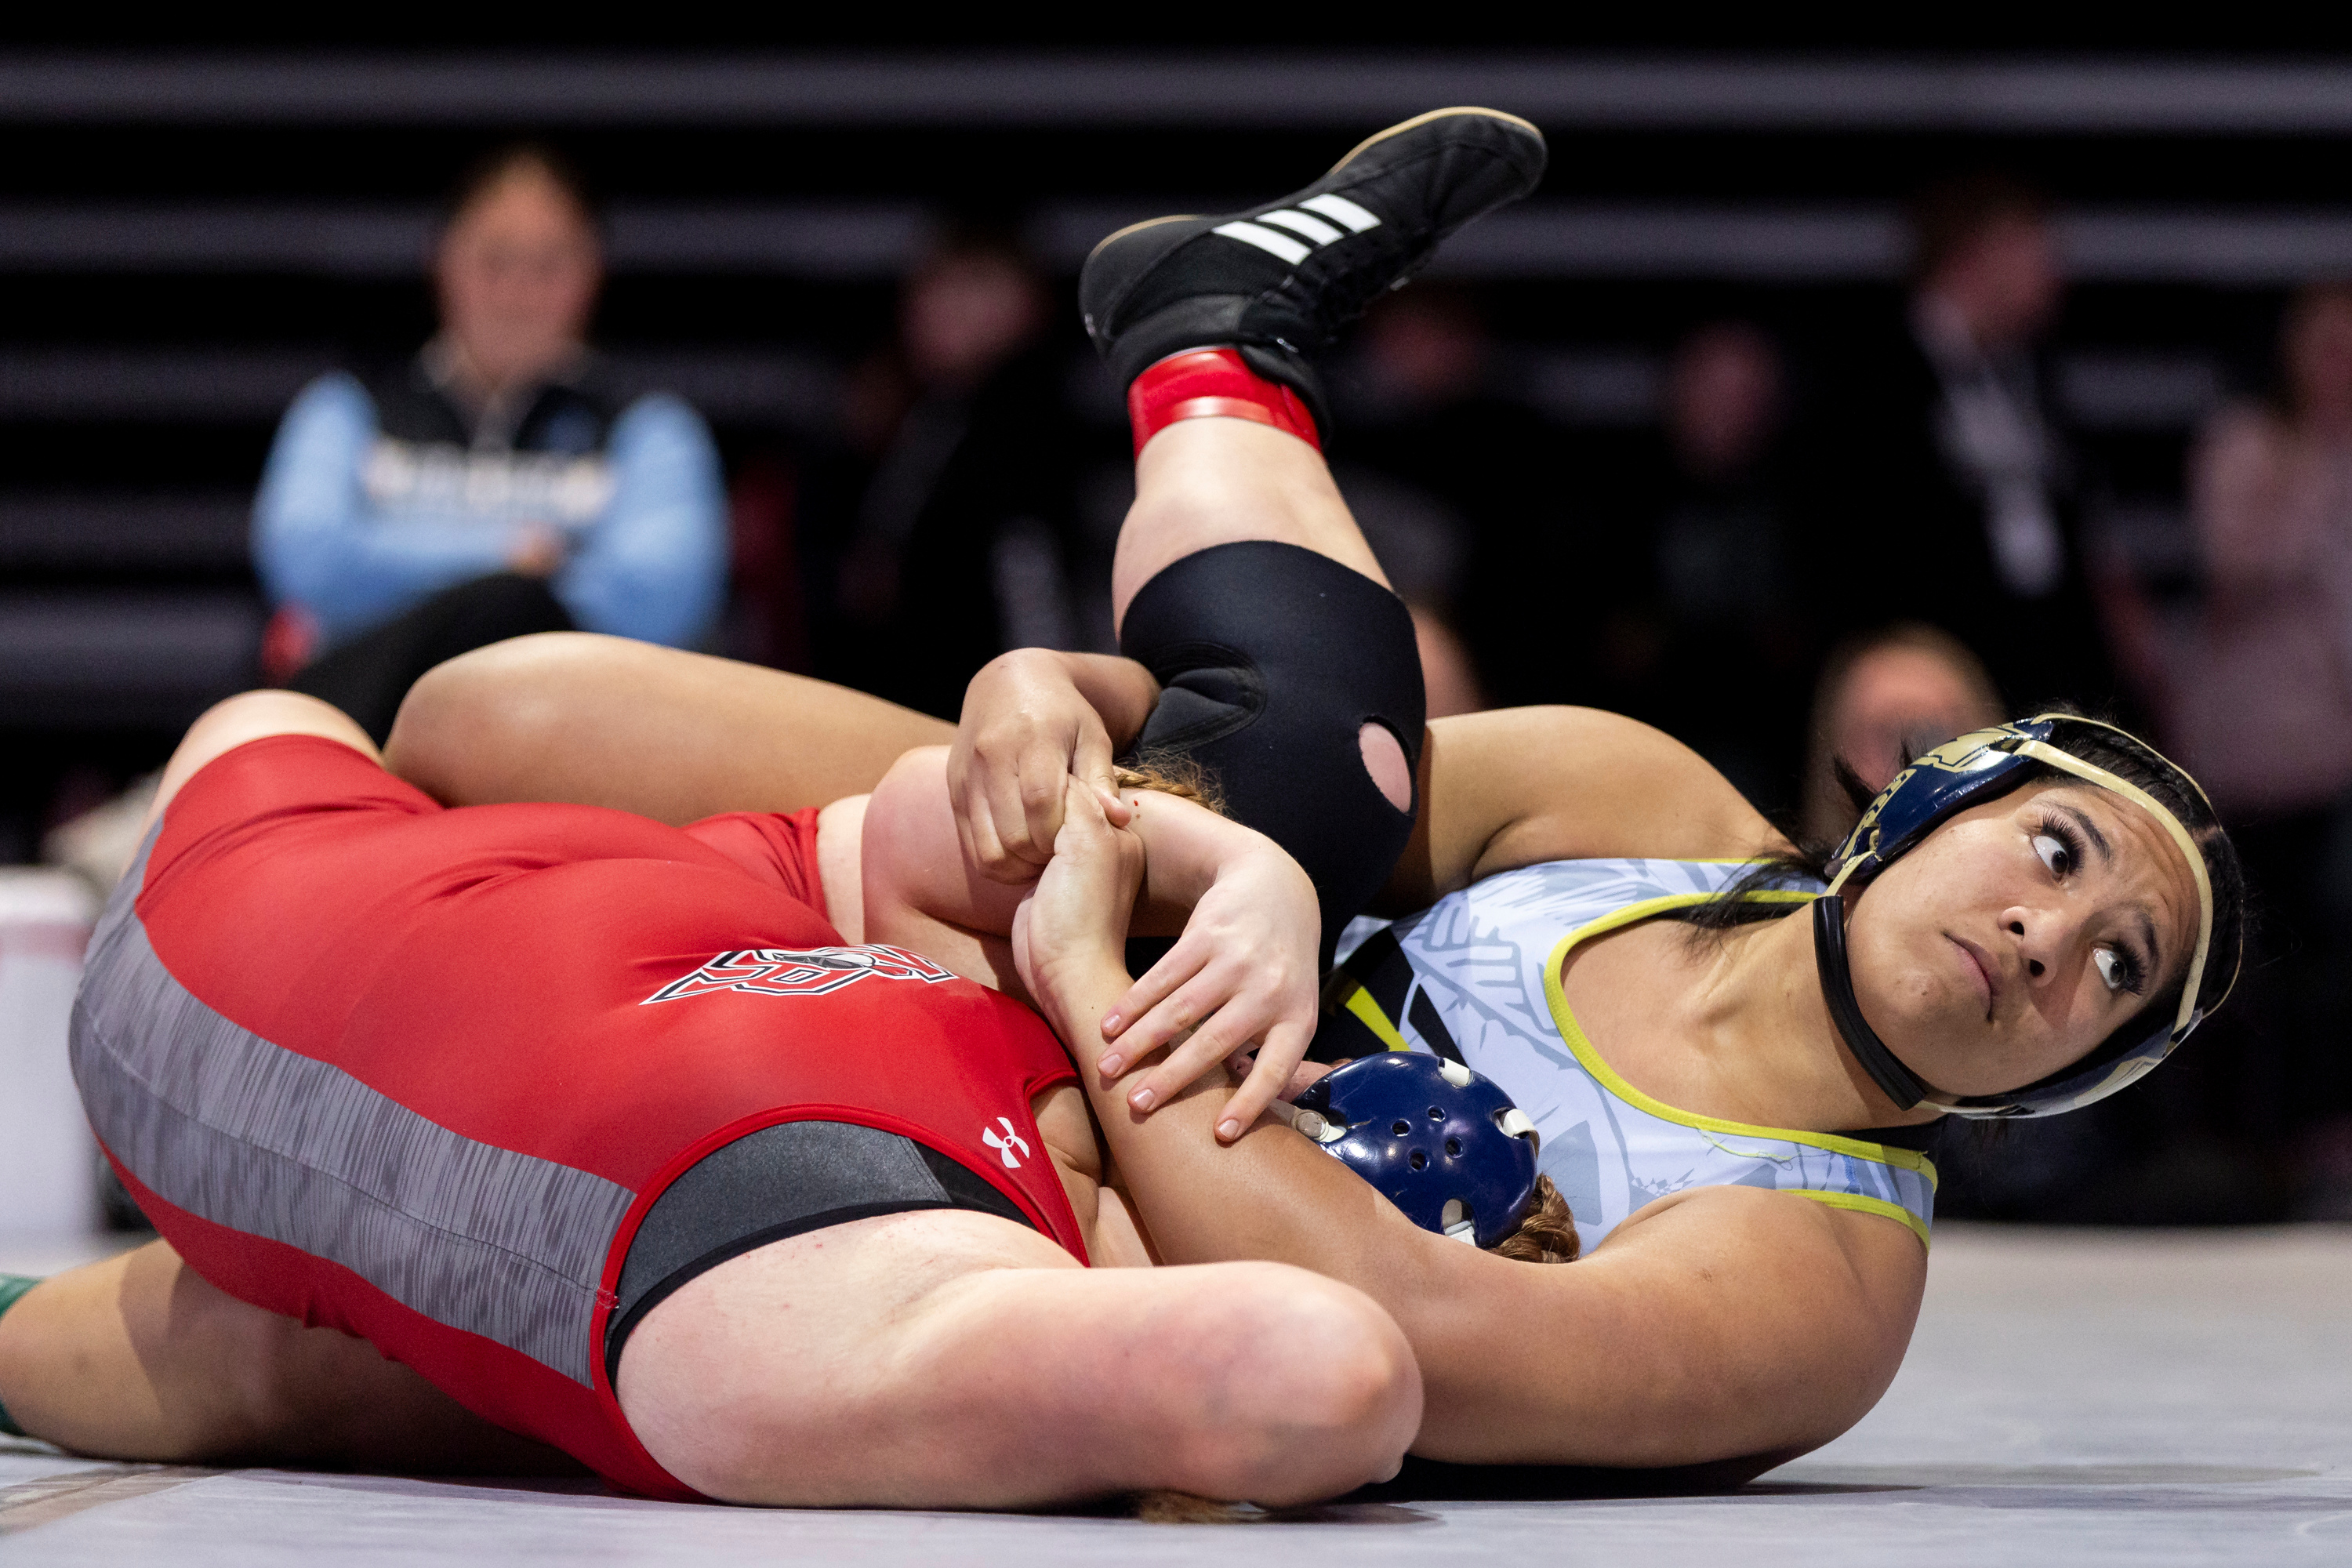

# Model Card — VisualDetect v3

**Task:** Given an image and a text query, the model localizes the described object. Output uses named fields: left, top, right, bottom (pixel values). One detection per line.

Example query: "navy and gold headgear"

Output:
left=1283, top=1052, right=1540, bottom=1247
left=1814, top=713, right=2236, bottom=1119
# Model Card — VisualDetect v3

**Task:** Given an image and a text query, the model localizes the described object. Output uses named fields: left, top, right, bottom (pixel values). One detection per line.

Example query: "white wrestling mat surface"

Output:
left=5, top=1222, right=2349, bottom=1565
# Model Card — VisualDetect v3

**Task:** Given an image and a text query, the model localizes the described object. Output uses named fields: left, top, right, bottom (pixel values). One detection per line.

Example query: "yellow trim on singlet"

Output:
left=1537, top=891, right=1940, bottom=1185
left=1788, top=1189, right=1933, bottom=1250
left=1335, top=976, right=1411, bottom=1052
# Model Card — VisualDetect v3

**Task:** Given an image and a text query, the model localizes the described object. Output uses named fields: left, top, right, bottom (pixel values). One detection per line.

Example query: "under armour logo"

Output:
left=982, top=1116, right=1031, bottom=1169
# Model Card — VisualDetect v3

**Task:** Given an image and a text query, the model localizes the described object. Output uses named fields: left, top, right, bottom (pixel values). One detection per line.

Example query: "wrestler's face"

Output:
left=1842, top=781, right=2200, bottom=1101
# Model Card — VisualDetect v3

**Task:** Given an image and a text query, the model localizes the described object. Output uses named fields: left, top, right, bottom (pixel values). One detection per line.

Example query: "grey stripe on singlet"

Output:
left=69, top=822, right=637, bottom=1388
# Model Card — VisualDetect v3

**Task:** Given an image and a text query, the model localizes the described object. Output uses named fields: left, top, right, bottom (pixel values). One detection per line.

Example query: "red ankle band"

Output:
left=1127, top=347, right=1320, bottom=457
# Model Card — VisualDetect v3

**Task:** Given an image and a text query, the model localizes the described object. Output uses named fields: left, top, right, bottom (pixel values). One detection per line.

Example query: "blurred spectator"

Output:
left=1328, top=464, right=1485, bottom=718
left=2170, top=282, right=2352, bottom=1208
left=1599, top=321, right=1812, bottom=811
left=820, top=230, right=1083, bottom=718
left=1802, top=174, right=2111, bottom=713
left=252, top=145, right=726, bottom=740
left=2173, top=282, right=2352, bottom=815
left=1335, top=286, right=1570, bottom=713
left=1801, top=623, right=2003, bottom=847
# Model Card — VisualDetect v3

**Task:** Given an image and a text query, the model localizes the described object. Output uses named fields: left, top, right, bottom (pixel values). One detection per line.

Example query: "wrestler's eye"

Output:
left=2031, top=820, right=2082, bottom=878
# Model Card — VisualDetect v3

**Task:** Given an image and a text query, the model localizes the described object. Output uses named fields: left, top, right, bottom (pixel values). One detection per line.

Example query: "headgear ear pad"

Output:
left=1818, top=713, right=2234, bottom=1119
left=1291, top=1052, right=1540, bottom=1248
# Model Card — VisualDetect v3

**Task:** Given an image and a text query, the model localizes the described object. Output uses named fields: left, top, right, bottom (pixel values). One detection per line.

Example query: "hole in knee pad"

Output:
left=1358, top=722, right=1411, bottom=813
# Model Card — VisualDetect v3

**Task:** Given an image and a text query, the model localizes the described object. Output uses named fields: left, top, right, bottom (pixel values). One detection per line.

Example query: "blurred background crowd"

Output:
left=5, top=44, right=2352, bottom=1231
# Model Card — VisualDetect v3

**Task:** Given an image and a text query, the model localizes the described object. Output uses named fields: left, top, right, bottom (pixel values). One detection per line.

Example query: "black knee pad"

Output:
left=1119, top=541, right=1425, bottom=956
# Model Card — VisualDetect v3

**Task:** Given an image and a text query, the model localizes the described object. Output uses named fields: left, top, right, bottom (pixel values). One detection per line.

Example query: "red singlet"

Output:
left=70, top=735, right=1085, bottom=1498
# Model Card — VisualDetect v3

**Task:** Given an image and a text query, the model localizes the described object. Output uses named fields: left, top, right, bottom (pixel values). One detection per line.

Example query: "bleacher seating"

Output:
left=1, top=49, right=2342, bottom=855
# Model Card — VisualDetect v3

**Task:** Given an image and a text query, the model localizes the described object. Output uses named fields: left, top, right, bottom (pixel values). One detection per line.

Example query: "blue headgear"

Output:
left=1817, top=713, right=2234, bottom=1119
left=1287, top=1052, right=1540, bottom=1247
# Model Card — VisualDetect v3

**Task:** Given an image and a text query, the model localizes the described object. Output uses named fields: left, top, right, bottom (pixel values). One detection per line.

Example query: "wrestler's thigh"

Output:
left=617, top=1208, right=1420, bottom=1509
left=1113, top=419, right=1385, bottom=626
left=387, top=632, right=954, bottom=822
left=143, top=691, right=377, bottom=837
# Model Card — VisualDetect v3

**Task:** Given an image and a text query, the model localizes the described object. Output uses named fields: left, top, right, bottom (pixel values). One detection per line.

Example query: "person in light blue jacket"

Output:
left=252, top=144, right=725, bottom=739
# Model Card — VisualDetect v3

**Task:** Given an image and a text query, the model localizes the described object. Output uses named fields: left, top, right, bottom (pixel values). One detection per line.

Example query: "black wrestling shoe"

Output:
left=1080, top=107, right=1547, bottom=426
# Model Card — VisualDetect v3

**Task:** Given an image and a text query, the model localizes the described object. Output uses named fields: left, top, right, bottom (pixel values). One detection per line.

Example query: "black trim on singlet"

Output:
left=1309, top=926, right=1465, bottom=1064
left=602, top=1120, right=1035, bottom=1382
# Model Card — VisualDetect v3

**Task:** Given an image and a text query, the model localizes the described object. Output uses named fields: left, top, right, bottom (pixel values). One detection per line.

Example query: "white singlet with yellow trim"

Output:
left=1327, top=858, right=1936, bottom=1255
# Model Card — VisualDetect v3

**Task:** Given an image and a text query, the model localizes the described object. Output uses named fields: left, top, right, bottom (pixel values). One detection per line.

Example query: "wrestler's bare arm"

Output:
left=1377, top=706, right=1797, bottom=914
left=1016, top=780, right=1926, bottom=1470
left=862, top=745, right=1321, bottom=1137
left=384, top=632, right=954, bottom=822
left=949, top=648, right=1161, bottom=880
left=934, top=663, right=1791, bottom=919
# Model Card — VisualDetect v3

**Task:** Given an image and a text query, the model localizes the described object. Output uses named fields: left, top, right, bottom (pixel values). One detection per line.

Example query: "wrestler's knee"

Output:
left=1359, top=720, right=1411, bottom=811
left=161, top=1260, right=335, bottom=1458
left=1120, top=542, right=1425, bottom=942
left=383, top=630, right=588, bottom=779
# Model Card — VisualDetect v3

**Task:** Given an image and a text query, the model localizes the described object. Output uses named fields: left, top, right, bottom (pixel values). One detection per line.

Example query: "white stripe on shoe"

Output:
left=1300, top=193, right=1382, bottom=232
left=1259, top=209, right=1345, bottom=245
left=1212, top=220, right=1312, bottom=264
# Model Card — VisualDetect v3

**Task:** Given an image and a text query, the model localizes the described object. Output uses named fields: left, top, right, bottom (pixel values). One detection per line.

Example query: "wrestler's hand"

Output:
left=1099, top=837, right=1320, bottom=1145
left=1012, top=775, right=1145, bottom=1018
left=1233, top=1054, right=1340, bottom=1104
left=952, top=651, right=1149, bottom=884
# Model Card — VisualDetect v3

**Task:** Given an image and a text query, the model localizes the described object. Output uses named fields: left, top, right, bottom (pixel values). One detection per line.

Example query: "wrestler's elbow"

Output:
left=1166, top=1266, right=1421, bottom=1505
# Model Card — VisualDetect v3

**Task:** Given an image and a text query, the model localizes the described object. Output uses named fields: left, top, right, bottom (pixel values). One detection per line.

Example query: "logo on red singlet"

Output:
left=642, top=946, right=956, bottom=1004
left=982, top=1116, right=1031, bottom=1169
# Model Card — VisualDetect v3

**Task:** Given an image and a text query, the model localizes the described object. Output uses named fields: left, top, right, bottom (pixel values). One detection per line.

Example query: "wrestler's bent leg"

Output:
left=1116, top=508, right=1425, bottom=948
left=386, top=632, right=954, bottom=824
left=1087, top=113, right=1544, bottom=946
left=0, top=1241, right=568, bottom=1472
left=616, top=1207, right=1417, bottom=1508
left=7, top=695, right=566, bottom=1470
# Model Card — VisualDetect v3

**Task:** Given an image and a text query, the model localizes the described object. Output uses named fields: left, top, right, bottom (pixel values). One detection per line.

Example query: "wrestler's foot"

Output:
left=1080, top=107, right=1548, bottom=426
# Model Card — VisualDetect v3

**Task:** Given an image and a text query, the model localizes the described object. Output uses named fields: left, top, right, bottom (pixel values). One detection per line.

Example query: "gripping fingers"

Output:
left=1098, top=946, right=1205, bottom=1065
left=1121, top=981, right=1277, bottom=1116
left=1217, top=1021, right=1315, bottom=1141
left=1015, top=759, right=1070, bottom=876
left=971, top=753, right=1043, bottom=880
left=946, top=753, right=991, bottom=872
left=961, top=786, right=1011, bottom=879
left=1074, top=725, right=1118, bottom=810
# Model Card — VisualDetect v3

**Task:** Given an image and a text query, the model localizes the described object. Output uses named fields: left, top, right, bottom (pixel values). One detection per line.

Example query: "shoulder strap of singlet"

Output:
left=1315, top=926, right=1464, bottom=1064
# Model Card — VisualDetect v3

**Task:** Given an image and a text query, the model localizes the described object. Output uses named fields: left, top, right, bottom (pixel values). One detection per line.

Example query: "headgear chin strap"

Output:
left=1814, top=713, right=2234, bottom=1120
left=1812, top=895, right=1933, bottom=1109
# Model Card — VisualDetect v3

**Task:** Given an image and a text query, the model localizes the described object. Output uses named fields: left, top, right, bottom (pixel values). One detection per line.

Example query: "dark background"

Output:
left=10, top=45, right=2344, bottom=839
